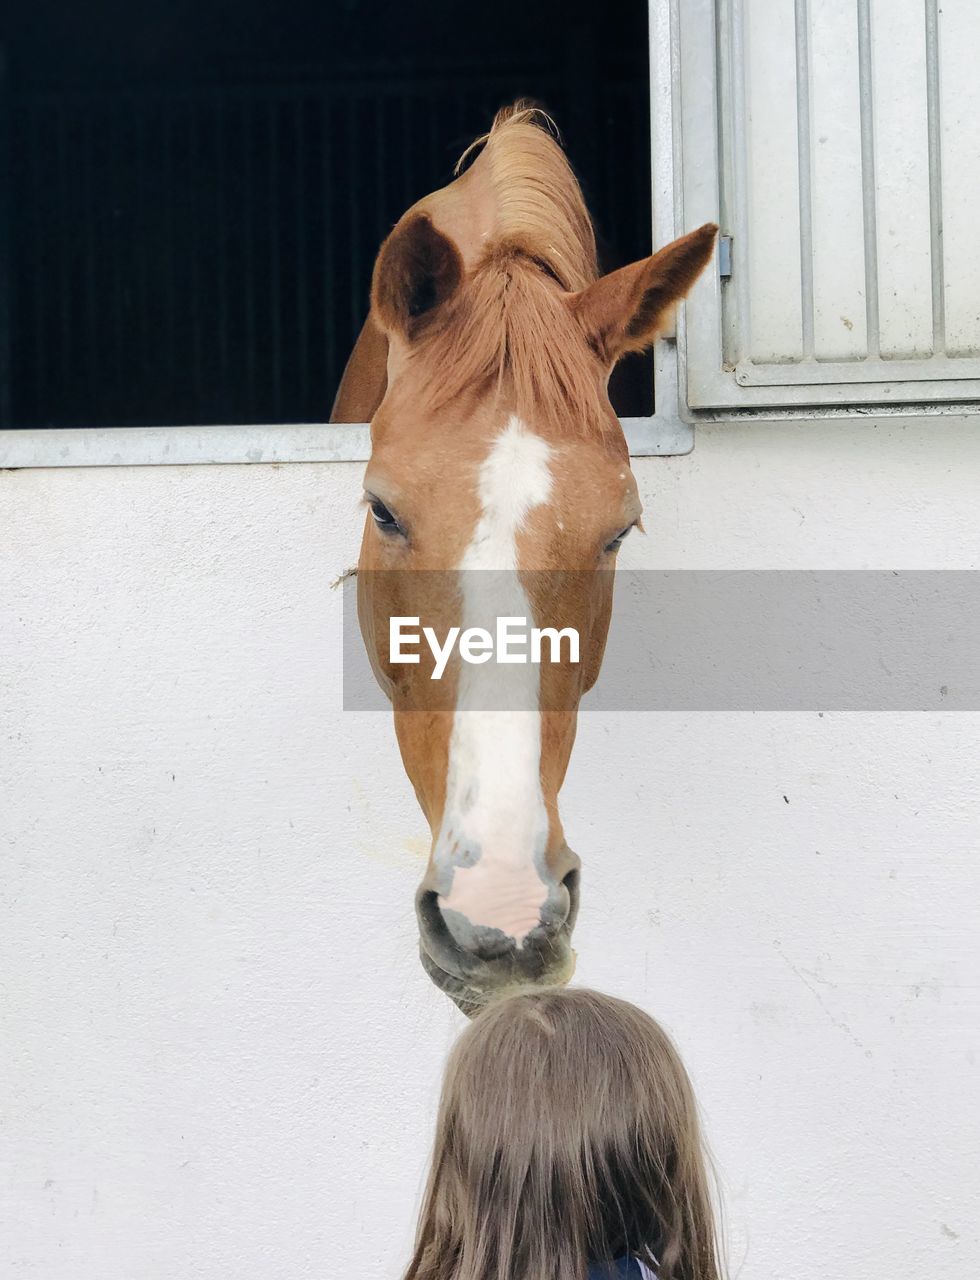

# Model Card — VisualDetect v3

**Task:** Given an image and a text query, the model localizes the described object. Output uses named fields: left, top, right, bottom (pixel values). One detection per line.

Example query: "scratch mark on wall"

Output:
left=773, top=939, right=872, bottom=1058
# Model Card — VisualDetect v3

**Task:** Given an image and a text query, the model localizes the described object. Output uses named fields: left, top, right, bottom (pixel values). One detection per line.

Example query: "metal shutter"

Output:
left=673, top=0, right=980, bottom=413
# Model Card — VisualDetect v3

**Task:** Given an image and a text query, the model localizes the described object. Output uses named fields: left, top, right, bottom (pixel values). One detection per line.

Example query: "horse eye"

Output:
left=369, top=497, right=403, bottom=535
left=604, top=524, right=634, bottom=554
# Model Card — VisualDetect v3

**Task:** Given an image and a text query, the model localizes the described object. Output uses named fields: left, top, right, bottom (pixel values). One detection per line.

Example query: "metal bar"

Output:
left=0, top=417, right=694, bottom=470
left=347, top=98, right=362, bottom=340
left=735, top=351, right=980, bottom=385
left=134, top=105, right=150, bottom=405
left=374, top=91, right=386, bottom=270
left=294, top=97, right=309, bottom=417
left=0, top=423, right=374, bottom=467
left=163, top=105, right=178, bottom=388
left=83, top=107, right=99, bottom=409
left=856, top=0, right=880, bottom=357
left=320, top=96, right=335, bottom=406
left=653, top=0, right=685, bottom=420
left=726, top=0, right=753, bottom=366
left=794, top=0, right=815, bottom=360
left=31, top=104, right=46, bottom=418
left=606, top=90, right=620, bottom=252
left=242, top=99, right=257, bottom=412
left=453, top=88, right=465, bottom=158
left=21, top=74, right=543, bottom=110
left=187, top=104, right=204, bottom=412
left=401, top=92, right=413, bottom=208
left=0, top=50, right=12, bottom=426
left=110, top=103, right=126, bottom=408
left=631, top=82, right=643, bottom=252
left=57, top=102, right=73, bottom=394
left=268, top=100, right=282, bottom=419
left=634, top=80, right=652, bottom=255
left=214, top=97, right=229, bottom=406
left=924, top=0, right=946, bottom=355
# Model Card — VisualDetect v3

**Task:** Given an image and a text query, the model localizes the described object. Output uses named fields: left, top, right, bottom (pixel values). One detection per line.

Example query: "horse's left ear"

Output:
left=569, top=223, right=718, bottom=364
left=371, top=213, right=464, bottom=341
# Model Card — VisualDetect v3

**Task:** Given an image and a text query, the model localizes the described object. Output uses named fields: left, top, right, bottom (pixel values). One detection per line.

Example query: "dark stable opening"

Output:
left=0, top=0, right=653, bottom=429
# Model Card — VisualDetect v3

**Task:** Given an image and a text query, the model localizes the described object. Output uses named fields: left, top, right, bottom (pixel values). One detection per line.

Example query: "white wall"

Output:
left=2, top=418, right=978, bottom=1280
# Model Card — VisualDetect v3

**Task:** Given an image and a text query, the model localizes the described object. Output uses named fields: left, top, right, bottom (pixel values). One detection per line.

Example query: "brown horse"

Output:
left=333, top=104, right=715, bottom=1013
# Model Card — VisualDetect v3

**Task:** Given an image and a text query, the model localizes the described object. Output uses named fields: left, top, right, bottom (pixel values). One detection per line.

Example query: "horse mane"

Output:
left=404, top=103, right=618, bottom=438
left=454, top=101, right=599, bottom=293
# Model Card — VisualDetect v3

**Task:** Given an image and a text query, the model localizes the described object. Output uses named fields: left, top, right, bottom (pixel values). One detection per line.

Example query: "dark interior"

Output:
left=1, top=0, right=652, bottom=428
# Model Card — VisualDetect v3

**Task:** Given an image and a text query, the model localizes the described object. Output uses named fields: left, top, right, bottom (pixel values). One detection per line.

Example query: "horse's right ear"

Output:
left=569, top=223, right=718, bottom=365
left=371, top=214, right=464, bottom=340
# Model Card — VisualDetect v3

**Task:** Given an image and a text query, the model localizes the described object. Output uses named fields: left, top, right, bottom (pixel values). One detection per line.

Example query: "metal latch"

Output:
left=719, top=234, right=733, bottom=280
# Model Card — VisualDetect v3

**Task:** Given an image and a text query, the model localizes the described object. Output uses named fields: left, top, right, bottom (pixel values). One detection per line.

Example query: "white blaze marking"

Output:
left=435, top=415, right=553, bottom=945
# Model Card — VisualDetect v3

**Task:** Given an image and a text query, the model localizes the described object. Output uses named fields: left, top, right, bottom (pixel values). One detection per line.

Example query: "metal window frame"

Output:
left=675, top=0, right=980, bottom=418
left=0, top=415, right=692, bottom=468
left=5, top=1, right=979, bottom=469
left=0, top=17, right=698, bottom=469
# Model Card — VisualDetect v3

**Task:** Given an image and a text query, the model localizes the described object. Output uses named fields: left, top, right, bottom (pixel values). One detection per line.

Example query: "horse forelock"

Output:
left=405, top=254, right=618, bottom=440
left=455, top=101, right=599, bottom=292
left=391, top=104, right=617, bottom=439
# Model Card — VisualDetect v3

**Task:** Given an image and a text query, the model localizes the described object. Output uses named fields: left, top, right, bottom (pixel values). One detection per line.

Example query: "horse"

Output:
left=332, top=103, right=716, bottom=1013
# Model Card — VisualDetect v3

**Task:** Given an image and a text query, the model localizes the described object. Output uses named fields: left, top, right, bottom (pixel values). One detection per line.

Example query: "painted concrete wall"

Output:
left=2, top=418, right=978, bottom=1279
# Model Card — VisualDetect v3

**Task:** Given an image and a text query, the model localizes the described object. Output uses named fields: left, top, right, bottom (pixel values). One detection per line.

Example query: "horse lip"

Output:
left=415, top=888, right=489, bottom=981
left=416, top=893, right=576, bottom=1017
left=418, top=939, right=575, bottom=1018
left=418, top=946, right=489, bottom=1018
left=415, top=887, right=573, bottom=983
left=417, top=890, right=568, bottom=977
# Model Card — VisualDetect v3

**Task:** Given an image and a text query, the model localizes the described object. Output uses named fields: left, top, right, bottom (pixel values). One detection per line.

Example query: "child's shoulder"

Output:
left=587, top=1260, right=656, bottom=1280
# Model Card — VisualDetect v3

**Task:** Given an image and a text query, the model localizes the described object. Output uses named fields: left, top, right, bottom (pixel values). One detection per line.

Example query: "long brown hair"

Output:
left=404, top=987, right=722, bottom=1280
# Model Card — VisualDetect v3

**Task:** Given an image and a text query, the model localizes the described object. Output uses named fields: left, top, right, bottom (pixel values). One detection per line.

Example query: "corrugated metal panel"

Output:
left=680, top=0, right=980, bottom=411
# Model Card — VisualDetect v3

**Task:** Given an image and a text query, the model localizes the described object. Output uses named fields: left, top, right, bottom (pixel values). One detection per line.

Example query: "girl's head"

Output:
left=406, top=986, right=721, bottom=1280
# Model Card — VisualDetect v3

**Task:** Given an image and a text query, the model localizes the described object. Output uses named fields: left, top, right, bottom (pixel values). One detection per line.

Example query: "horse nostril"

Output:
left=561, top=867, right=581, bottom=930
left=415, top=865, right=579, bottom=979
left=534, top=867, right=579, bottom=933
left=416, top=887, right=448, bottom=942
